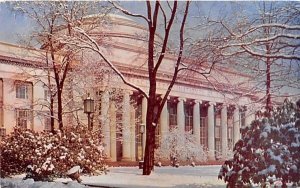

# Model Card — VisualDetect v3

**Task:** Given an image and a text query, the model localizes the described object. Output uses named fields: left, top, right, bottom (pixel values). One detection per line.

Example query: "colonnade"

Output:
left=99, top=90, right=254, bottom=161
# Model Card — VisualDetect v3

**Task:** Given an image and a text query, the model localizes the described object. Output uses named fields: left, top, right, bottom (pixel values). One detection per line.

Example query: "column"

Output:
left=245, top=107, right=254, bottom=127
left=207, top=102, right=215, bottom=160
left=160, top=101, right=169, bottom=139
left=233, top=106, right=240, bottom=144
left=109, top=102, right=117, bottom=161
left=177, top=98, right=185, bottom=133
left=193, top=100, right=201, bottom=146
left=122, top=91, right=131, bottom=161
left=130, top=104, right=136, bottom=161
left=101, top=90, right=110, bottom=158
left=221, top=105, right=228, bottom=156
left=141, top=97, right=147, bottom=154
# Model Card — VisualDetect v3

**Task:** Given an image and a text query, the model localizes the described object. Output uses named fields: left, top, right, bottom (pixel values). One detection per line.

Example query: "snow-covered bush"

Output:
left=215, top=147, right=234, bottom=161
left=155, top=127, right=207, bottom=163
left=219, top=99, right=300, bottom=187
left=0, top=125, right=107, bottom=181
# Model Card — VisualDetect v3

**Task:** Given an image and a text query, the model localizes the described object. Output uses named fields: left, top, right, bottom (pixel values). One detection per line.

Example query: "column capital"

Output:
left=194, top=99, right=202, bottom=104
left=159, top=95, right=171, bottom=100
left=177, top=97, right=186, bottom=102
left=123, top=89, right=133, bottom=95
left=239, top=105, right=247, bottom=112
left=234, top=104, right=240, bottom=108
left=209, top=101, right=216, bottom=106
left=227, top=104, right=238, bottom=111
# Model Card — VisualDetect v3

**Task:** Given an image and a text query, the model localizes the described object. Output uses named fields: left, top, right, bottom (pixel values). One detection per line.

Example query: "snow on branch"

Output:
left=219, top=34, right=300, bottom=49
left=243, top=23, right=300, bottom=36
left=241, top=45, right=300, bottom=61
left=67, top=27, right=149, bottom=99
left=109, top=1, right=150, bottom=23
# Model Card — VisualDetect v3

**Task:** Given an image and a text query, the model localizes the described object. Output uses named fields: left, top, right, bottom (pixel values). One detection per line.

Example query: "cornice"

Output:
left=0, top=55, right=46, bottom=69
left=110, top=61, right=253, bottom=96
left=99, top=40, right=253, bottom=79
left=0, top=41, right=43, bottom=53
left=97, top=15, right=164, bottom=42
left=0, top=49, right=256, bottom=100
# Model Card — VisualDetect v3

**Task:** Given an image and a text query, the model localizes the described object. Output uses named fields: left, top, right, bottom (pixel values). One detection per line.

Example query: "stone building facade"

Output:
left=0, top=15, right=257, bottom=161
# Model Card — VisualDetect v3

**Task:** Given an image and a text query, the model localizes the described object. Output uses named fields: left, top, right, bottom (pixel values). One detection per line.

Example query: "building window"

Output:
left=227, top=115, right=234, bottom=150
left=0, top=78, right=3, bottom=128
left=16, top=109, right=31, bottom=129
left=240, top=109, right=246, bottom=127
left=0, top=106, right=3, bottom=128
left=155, top=122, right=160, bottom=148
left=16, top=83, right=29, bottom=99
left=153, top=105, right=161, bottom=148
left=184, top=102, right=193, bottom=132
left=168, top=101, right=177, bottom=130
left=215, top=106, right=221, bottom=158
left=136, top=104, right=142, bottom=159
left=200, top=104, right=208, bottom=150
left=200, top=117, right=208, bottom=150
left=0, top=127, right=5, bottom=137
left=44, top=89, right=50, bottom=101
left=134, top=98, right=143, bottom=161
left=44, top=112, right=51, bottom=131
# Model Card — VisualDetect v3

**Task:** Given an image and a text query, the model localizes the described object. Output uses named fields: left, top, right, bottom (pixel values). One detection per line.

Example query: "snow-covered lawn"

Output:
left=1, top=165, right=226, bottom=188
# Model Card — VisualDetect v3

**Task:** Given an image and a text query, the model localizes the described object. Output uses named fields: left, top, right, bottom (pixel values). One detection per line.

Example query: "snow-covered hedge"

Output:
left=219, top=99, right=300, bottom=187
left=155, top=127, right=207, bottom=163
left=0, top=125, right=107, bottom=181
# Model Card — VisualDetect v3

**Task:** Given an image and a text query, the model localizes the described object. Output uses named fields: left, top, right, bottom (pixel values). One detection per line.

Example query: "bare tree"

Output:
left=202, top=2, right=300, bottom=115
left=62, top=1, right=198, bottom=175
left=49, top=1, right=233, bottom=175
left=12, top=1, right=111, bottom=132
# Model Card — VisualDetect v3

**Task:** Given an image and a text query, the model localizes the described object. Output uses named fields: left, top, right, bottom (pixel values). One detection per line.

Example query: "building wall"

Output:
left=0, top=15, right=258, bottom=161
left=0, top=41, right=83, bottom=134
left=0, top=50, right=50, bottom=134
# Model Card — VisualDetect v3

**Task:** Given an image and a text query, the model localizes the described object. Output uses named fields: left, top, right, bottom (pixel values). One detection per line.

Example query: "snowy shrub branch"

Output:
left=0, top=126, right=107, bottom=181
left=155, top=127, right=207, bottom=163
left=219, top=99, right=300, bottom=187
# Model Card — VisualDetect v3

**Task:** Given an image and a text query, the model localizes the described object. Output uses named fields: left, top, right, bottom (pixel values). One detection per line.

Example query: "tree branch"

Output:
left=109, top=1, right=150, bottom=23
left=68, top=27, right=149, bottom=99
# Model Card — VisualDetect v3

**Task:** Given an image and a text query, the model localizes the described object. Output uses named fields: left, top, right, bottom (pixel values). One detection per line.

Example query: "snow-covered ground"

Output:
left=1, top=165, right=226, bottom=188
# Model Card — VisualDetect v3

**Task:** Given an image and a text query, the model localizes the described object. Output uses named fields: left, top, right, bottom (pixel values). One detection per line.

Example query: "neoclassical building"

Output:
left=0, top=15, right=257, bottom=161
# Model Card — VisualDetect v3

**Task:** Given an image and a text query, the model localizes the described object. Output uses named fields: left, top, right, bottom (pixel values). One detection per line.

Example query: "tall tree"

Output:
left=57, top=1, right=229, bottom=175
left=204, top=2, right=300, bottom=115
left=12, top=1, right=109, bottom=131
left=64, top=1, right=199, bottom=175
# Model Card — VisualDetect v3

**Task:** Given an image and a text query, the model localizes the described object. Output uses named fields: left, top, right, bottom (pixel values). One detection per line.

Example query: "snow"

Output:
left=260, top=131, right=268, bottom=138
left=291, top=142, right=300, bottom=147
left=67, top=166, right=81, bottom=175
left=1, top=166, right=226, bottom=188
left=0, top=178, right=85, bottom=188
left=268, top=149, right=283, bottom=164
left=290, top=164, right=297, bottom=172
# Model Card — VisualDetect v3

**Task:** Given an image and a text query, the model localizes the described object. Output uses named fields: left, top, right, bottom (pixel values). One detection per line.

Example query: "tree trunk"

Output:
left=57, top=87, right=63, bottom=130
left=143, top=88, right=157, bottom=175
left=266, top=57, right=271, bottom=116
left=265, top=42, right=272, bottom=117
left=50, top=97, right=55, bottom=134
left=143, top=121, right=156, bottom=175
left=47, top=52, right=56, bottom=134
